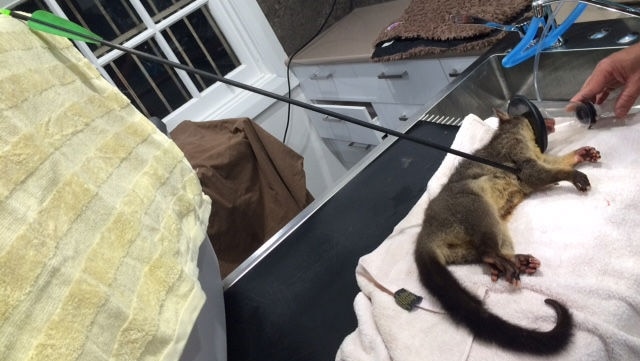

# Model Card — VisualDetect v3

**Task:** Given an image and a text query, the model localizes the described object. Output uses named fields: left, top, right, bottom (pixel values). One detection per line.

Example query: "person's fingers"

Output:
left=614, top=79, right=640, bottom=117
left=595, top=88, right=613, bottom=105
left=571, top=44, right=640, bottom=116
left=570, top=73, right=608, bottom=104
left=571, top=57, right=623, bottom=104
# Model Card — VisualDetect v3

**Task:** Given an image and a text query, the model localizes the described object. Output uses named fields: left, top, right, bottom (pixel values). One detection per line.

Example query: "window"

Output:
left=11, top=0, right=289, bottom=131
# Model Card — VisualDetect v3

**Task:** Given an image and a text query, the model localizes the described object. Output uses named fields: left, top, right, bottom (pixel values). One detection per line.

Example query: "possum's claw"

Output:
left=572, top=170, right=591, bottom=192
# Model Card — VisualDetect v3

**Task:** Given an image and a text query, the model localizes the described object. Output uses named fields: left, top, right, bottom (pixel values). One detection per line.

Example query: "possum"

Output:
left=414, top=109, right=600, bottom=354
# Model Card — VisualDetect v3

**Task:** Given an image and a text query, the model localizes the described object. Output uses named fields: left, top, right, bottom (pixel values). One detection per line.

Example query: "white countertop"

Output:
left=290, top=0, right=410, bottom=65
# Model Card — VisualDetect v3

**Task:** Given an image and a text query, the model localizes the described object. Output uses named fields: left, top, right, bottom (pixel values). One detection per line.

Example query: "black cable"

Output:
left=8, top=10, right=521, bottom=175
left=283, top=0, right=338, bottom=144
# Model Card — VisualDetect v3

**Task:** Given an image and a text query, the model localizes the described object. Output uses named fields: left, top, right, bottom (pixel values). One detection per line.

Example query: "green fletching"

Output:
left=29, top=10, right=102, bottom=44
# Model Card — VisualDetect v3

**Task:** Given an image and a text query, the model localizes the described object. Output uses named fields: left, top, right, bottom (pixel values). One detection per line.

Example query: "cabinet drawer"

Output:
left=305, top=103, right=383, bottom=145
left=293, top=64, right=348, bottom=101
left=293, top=59, right=450, bottom=105
left=439, top=56, right=478, bottom=82
left=373, top=103, right=425, bottom=131
left=295, top=63, right=391, bottom=103
left=323, top=138, right=373, bottom=169
left=356, top=60, right=449, bottom=105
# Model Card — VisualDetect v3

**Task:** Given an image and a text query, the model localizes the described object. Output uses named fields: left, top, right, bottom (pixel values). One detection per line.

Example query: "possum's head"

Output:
left=494, top=108, right=513, bottom=124
left=494, top=105, right=548, bottom=153
left=493, top=108, right=531, bottom=129
left=493, top=108, right=532, bottom=133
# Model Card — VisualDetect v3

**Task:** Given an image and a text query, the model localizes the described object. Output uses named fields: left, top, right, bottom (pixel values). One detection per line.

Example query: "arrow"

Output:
left=1, top=9, right=101, bottom=44
left=0, top=9, right=520, bottom=175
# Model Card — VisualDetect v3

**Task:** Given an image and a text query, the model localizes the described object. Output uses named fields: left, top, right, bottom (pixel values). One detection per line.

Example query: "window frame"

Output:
left=10, top=0, right=291, bottom=131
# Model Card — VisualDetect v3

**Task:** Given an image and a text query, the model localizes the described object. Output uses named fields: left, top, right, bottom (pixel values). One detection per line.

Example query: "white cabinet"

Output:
left=291, top=56, right=477, bottom=168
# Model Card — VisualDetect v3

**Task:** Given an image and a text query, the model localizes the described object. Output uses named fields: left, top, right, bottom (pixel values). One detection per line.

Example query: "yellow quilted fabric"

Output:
left=0, top=16, right=211, bottom=361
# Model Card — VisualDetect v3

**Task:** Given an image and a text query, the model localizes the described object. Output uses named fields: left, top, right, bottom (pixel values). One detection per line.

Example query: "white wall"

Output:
left=0, top=1, right=22, bottom=8
left=252, top=86, right=347, bottom=198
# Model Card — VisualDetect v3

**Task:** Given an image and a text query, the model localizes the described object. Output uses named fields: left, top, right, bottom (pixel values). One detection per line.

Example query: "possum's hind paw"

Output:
left=514, top=254, right=540, bottom=275
left=575, top=146, right=601, bottom=164
left=483, top=255, right=520, bottom=286
left=572, top=170, right=591, bottom=192
left=483, top=254, right=540, bottom=286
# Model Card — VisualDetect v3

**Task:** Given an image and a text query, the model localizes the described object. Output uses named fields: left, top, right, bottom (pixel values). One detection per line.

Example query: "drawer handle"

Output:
left=322, top=116, right=341, bottom=122
left=348, top=142, right=372, bottom=150
left=310, top=72, right=333, bottom=80
left=377, top=70, right=408, bottom=79
left=398, top=114, right=409, bottom=121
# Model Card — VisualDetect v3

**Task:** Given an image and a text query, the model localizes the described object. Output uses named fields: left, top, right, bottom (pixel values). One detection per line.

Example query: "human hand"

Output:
left=570, top=42, right=640, bottom=118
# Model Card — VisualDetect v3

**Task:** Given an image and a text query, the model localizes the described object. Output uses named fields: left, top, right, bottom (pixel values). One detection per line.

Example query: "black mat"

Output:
left=224, top=121, right=459, bottom=361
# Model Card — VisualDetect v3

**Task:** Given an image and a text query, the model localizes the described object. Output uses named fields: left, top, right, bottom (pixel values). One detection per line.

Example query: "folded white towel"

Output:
left=337, top=113, right=640, bottom=361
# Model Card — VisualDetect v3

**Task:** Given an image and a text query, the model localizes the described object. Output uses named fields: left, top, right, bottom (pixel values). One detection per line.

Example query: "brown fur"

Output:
left=414, top=109, right=600, bottom=354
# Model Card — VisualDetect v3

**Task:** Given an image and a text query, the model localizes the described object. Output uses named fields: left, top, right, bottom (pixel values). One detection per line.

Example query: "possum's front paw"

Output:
left=574, top=146, right=601, bottom=164
left=572, top=170, right=591, bottom=192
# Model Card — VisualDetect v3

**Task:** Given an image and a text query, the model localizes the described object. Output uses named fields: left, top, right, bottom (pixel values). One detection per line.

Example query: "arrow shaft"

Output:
left=9, top=10, right=520, bottom=175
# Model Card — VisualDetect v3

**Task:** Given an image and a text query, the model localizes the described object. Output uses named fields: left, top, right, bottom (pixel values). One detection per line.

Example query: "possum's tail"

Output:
left=415, top=251, right=572, bottom=355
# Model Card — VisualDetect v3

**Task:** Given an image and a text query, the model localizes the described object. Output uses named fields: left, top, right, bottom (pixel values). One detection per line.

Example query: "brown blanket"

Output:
left=372, top=0, right=531, bottom=61
left=171, top=118, right=314, bottom=277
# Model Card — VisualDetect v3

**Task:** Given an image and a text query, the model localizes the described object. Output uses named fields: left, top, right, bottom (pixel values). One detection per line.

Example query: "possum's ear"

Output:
left=493, top=108, right=511, bottom=123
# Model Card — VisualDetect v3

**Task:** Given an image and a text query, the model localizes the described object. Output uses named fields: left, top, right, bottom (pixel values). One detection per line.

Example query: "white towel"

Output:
left=336, top=113, right=640, bottom=361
